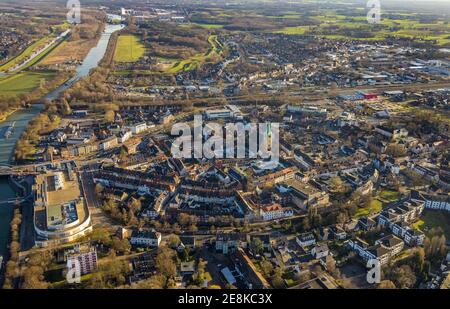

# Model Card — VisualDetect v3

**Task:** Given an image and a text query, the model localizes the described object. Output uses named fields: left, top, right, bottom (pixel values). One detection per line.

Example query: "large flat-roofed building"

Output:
left=277, top=179, right=330, bottom=210
left=205, top=109, right=233, bottom=120
left=33, top=168, right=92, bottom=247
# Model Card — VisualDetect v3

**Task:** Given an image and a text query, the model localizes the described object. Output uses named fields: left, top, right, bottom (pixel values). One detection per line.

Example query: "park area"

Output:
left=114, top=35, right=146, bottom=62
left=165, top=35, right=224, bottom=74
left=413, top=211, right=450, bottom=239
left=355, top=189, right=400, bottom=218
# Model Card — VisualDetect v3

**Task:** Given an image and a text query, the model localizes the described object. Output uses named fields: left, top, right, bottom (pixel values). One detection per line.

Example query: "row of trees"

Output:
left=2, top=208, right=22, bottom=289
left=20, top=251, right=53, bottom=289
left=87, top=251, right=130, bottom=289
left=90, top=227, right=131, bottom=255
left=14, top=101, right=63, bottom=162
left=100, top=196, right=142, bottom=227
left=380, top=228, right=448, bottom=289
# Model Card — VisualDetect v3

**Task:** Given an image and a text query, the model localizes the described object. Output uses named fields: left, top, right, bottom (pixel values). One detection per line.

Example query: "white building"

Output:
left=311, top=243, right=329, bottom=259
left=130, top=230, right=162, bottom=247
left=126, top=122, right=147, bottom=135
left=118, top=130, right=132, bottom=143
left=260, top=204, right=293, bottom=221
left=296, top=232, right=316, bottom=247
left=99, top=136, right=118, bottom=151
left=54, top=172, right=65, bottom=190
left=67, top=249, right=98, bottom=275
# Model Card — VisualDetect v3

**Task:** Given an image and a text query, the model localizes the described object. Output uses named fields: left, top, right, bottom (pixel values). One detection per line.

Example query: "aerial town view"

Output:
left=0, top=0, right=449, bottom=298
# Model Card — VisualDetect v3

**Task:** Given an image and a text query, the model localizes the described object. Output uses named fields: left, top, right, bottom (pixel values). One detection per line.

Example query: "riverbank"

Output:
left=0, top=22, right=125, bottom=260
left=0, top=108, right=22, bottom=124
left=0, top=178, right=17, bottom=257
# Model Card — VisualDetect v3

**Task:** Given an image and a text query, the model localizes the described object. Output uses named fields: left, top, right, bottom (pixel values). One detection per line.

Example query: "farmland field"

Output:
left=114, top=35, right=146, bottom=62
left=0, top=71, right=56, bottom=97
left=274, top=26, right=309, bottom=35
left=270, top=11, right=450, bottom=46
left=190, top=23, right=224, bottom=29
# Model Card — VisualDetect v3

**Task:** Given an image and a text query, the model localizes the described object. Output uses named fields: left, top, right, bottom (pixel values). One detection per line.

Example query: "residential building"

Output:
left=216, top=232, right=240, bottom=254
left=296, top=232, right=316, bottom=247
left=99, top=136, right=118, bottom=151
left=130, top=230, right=162, bottom=247
left=259, top=203, right=293, bottom=221
left=67, top=249, right=98, bottom=275
left=311, top=243, right=329, bottom=259
left=126, top=122, right=147, bottom=135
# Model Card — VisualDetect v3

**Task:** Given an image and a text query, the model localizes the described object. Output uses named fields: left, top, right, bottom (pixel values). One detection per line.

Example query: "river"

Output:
left=0, top=22, right=124, bottom=257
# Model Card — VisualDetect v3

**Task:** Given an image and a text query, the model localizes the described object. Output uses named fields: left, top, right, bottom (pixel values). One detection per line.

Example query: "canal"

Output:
left=0, top=22, right=124, bottom=257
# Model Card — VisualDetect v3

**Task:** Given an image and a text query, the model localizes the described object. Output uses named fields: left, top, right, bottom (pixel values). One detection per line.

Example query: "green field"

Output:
left=354, top=189, right=400, bottom=218
left=274, top=26, right=309, bottom=35
left=114, top=35, right=146, bottom=62
left=413, top=211, right=450, bottom=239
left=378, top=189, right=400, bottom=203
left=166, top=35, right=223, bottom=74
left=355, top=199, right=383, bottom=218
left=190, top=23, right=224, bottom=29
left=0, top=71, right=56, bottom=97
left=271, top=11, right=450, bottom=46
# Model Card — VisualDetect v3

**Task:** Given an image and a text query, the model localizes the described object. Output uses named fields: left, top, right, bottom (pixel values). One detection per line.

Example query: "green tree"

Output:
left=260, top=260, right=274, bottom=276
left=251, top=237, right=264, bottom=255
left=156, top=247, right=177, bottom=278
left=111, top=237, right=131, bottom=254
left=168, top=234, right=181, bottom=248
left=271, top=275, right=285, bottom=289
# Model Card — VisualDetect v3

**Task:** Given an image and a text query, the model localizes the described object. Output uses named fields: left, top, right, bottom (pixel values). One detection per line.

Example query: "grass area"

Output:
left=114, top=35, right=146, bottom=63
left=41, top=38, right=96, bottom=65
left=20, top=38, right=66, bottom=71
left=191, top=23, right=224, bottom=29
left=413, top=211, right=450, bottom=239
left=273, top=26, right=309, bottom=35
left=208, top=35, right=224, bottom=55
left=50, top=273, right=93, bottom=289
left=355, top=199, right=383, bottom=218
left=166, top=35, right=223, bottom=74
left=378, top=189, right=400, bottom=203
left=0, top=71, right=56, bottom=97
left=355, top=190, right=399, bottom=218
